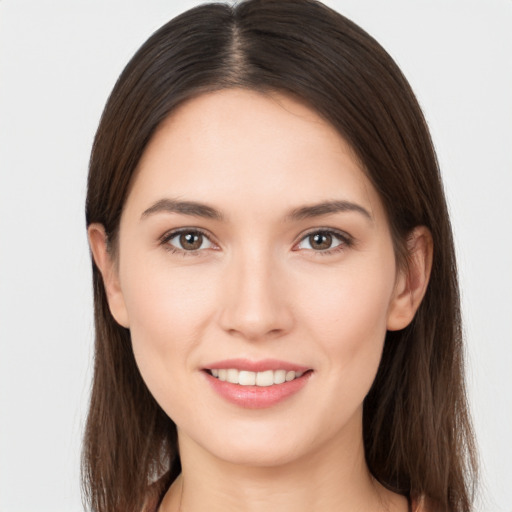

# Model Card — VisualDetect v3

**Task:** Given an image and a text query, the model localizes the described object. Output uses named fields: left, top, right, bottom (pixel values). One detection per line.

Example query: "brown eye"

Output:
left=179, top=232, right=203, bottom=250
left=296, top=230, right=349, bottom=253
left=164, top=229, right=214, bottom=253
left=309, top=232, right=333, bottom=250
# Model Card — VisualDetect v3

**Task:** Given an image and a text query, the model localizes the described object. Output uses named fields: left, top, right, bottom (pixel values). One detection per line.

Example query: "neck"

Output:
left=159, top=413, right=407, bottom=512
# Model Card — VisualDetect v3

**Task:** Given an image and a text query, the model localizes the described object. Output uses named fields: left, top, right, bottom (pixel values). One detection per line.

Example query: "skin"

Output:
left=89, top=89, right=432, bottom=512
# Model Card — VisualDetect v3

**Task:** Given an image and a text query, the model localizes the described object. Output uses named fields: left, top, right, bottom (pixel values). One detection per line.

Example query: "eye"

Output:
left=162, top=229, right=215, bottom=254
left=295, top=229, right=351, bottom=254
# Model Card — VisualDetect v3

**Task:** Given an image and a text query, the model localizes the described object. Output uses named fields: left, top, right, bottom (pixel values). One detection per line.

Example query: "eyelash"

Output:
left=295, top=228, right=353, bottom=256
left=159, top=227, right=353, bottom=257
left=160, top=227, right=216, bottom=257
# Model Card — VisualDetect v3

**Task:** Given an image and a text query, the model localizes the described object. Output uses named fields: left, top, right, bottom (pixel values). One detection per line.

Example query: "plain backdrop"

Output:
left=0, top=1, right=511, bottom=511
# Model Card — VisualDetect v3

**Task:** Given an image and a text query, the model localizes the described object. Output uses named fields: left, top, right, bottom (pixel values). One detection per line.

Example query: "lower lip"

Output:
left=204, top=371, right=312, bottom=409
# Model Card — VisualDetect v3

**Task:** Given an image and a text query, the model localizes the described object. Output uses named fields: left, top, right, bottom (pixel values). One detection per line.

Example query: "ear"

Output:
left=387, top=226, right=433, bottom=331
left=87, top=223, right=130, bottom=328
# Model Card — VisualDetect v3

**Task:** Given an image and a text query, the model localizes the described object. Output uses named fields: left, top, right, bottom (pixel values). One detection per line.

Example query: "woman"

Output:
left=83, top=1, right=477, bottom=511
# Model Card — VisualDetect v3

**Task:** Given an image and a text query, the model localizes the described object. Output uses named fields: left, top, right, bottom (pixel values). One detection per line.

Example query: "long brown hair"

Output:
left=83, top=1, right=477, bottom=511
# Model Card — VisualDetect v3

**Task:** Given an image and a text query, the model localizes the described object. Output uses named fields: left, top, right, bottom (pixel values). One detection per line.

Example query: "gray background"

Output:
left=1, top=0, right=511, bottom=510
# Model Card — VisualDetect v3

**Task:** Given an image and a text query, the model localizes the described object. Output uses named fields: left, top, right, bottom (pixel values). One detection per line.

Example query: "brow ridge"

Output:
left=141, top=198, right=372, bottom=222
left=141, top=198, right=224, bottom=221
left=285, top=200, right=372, bottom=222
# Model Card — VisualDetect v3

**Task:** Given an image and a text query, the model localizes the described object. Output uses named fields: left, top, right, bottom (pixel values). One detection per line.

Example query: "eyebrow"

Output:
left=141, top=198, right=225, bottom=221
left=141, top=198, right=372, bottom=222
left=285, top=200, right=372, bottom=222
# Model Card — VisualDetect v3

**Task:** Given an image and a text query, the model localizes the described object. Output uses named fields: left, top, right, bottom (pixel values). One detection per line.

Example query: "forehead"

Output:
left=125, top=88, right=383, bottom=222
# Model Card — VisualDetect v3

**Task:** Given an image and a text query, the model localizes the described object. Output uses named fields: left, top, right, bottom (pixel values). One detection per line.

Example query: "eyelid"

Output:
left=159, top=226, right=354, bottom=257
left=159, top=227, right=218, bottom=255
left=293, top=227, right=354, bottom=254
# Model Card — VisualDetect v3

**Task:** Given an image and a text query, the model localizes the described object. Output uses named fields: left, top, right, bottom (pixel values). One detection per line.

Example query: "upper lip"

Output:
left=204, top=358, right=311, bottom=373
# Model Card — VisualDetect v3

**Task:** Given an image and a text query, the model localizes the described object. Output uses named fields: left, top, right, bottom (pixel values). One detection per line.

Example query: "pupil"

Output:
left=311, top=233, right=332, bottom=250
left=180, top=232, right=202, bottom=250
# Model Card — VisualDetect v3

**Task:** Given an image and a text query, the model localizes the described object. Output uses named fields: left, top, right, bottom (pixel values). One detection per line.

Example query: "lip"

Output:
left=203, top=359, right=312, bottom=409
left=204, top=358, right=310, bottom=373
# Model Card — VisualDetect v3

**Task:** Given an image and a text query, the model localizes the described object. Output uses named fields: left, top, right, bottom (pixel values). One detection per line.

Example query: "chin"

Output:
left=209, top=441, right=306, bottom=468
left=178, top=418, right=314, bottom=468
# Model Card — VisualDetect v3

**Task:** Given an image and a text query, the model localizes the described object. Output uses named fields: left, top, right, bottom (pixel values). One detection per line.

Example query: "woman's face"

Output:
left=100, top=89, right=413, bottom=466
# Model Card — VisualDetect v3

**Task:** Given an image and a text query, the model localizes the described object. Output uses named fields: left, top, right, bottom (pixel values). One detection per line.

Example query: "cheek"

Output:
left=298, top=256, right=396, bottom=380
left=118, top=256, right=217, bottom=402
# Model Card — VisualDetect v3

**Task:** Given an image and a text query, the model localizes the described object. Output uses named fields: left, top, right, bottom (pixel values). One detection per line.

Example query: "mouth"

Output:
left=207, top=368, right=307, bottom=386
left=202, top=359, right=313, bottom=408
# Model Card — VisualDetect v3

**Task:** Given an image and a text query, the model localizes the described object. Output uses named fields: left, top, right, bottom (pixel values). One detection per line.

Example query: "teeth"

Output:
left=210, top=368, right=305, bottom=386
left=239, top=370, right=256, bottom=386
left=226, top=368, right=238, bottom=383
left=273, top=369, right=286, bottom=384
left=256, top=370, right=274, bottom=387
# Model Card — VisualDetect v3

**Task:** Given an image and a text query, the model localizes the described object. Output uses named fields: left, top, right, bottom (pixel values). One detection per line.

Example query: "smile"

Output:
left=209, top=368, right=304, bottom=386
left=204, top=360, right=313, bottom=408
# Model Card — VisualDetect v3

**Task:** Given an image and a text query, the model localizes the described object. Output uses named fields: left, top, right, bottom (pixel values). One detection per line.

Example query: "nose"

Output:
left=218, top=248, right=294, bottom=342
